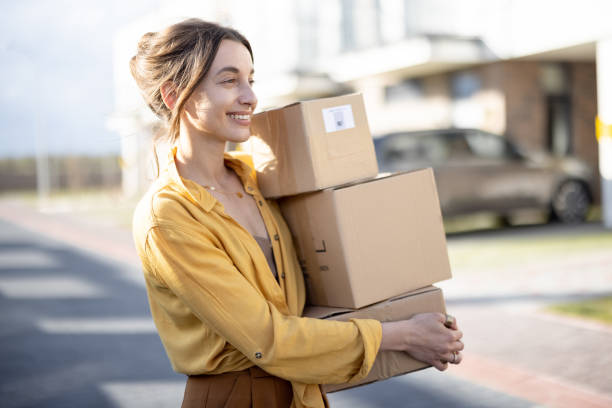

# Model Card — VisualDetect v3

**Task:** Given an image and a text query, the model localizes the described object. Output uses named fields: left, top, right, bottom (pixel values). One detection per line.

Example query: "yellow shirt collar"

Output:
left=164, top=146, right=258, bottom=212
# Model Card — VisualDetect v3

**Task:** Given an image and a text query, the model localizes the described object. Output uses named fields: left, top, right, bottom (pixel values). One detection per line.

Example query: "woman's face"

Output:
left=182, top=39, right=257, bottom=144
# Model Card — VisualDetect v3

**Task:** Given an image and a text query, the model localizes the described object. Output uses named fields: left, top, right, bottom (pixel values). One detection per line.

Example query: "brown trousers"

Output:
left=181, top=366, right=294, bottom=408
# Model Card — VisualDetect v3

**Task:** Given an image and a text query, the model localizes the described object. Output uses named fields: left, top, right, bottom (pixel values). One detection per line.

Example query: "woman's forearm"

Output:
left=380, top=320, right=408, bottom=351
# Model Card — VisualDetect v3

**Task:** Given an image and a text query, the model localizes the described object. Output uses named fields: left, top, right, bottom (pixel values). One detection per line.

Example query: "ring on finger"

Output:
left=444, top=314, right=454, bottom=328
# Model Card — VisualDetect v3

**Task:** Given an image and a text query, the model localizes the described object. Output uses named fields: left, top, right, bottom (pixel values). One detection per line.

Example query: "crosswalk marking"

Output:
left=99, top=381, right=185, bottom=408
left=0, top=250, right=60, bottom=268
left=36, top=317, right=156, bottom=334
left=0, top=276, right=104, bottom=298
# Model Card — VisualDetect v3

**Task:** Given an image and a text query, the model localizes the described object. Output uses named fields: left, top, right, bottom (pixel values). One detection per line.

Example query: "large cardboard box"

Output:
left=303, top=286, right=446, bottom=392
left=280, top=168, right=452, bottom=308
left=248, top=93, right=378, bottom=198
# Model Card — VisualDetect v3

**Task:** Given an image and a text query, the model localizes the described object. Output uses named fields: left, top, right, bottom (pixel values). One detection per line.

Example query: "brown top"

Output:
left=253, top=235, right=278, bottom=281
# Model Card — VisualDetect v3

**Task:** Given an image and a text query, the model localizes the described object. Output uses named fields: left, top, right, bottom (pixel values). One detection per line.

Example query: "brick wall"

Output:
left=570, top=62, right=600, bottom=200
left=501, top=61, right=547, bottom=150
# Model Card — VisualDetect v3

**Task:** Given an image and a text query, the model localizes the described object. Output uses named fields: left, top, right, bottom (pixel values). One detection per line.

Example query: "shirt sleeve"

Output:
left=144, top=221, right=382, bottom=385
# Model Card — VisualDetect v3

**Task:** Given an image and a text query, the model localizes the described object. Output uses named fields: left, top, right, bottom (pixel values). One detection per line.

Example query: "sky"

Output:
left=0, top=0, right=160, bottom=158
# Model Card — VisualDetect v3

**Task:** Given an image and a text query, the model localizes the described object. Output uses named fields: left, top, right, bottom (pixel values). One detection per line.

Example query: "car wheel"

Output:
left=551, top=180, right=591, bottom=223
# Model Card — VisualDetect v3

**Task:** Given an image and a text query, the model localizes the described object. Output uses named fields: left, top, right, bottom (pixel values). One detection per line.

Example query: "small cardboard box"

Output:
left=280, top=168, right=452, bottom=308
left=248, top=93, right=378, bottom=198
left=303, top=286, right=446, bottom=392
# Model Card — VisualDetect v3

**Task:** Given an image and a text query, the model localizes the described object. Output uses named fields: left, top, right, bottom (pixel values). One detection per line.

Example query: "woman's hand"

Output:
left=380, top=313, right=463, bottom=371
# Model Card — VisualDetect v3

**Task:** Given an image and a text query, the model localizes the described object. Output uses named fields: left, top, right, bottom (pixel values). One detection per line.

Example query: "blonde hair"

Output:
left=129, top=18, right=253, bottom=144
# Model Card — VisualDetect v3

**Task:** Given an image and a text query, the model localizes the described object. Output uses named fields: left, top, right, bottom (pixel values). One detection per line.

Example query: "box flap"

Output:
left=326, top=167, right=433, bottom=191
left=268, top=93, right=364, bottom=110
left=302, top=286, right=439, bottom=319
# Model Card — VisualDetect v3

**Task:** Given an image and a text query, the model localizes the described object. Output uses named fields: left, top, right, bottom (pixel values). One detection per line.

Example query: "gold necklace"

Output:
left=203, top=185, right=244, bottom=199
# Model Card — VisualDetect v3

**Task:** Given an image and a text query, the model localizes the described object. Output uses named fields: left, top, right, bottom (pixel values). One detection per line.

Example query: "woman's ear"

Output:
left=160, top=82, right=178, bottom=110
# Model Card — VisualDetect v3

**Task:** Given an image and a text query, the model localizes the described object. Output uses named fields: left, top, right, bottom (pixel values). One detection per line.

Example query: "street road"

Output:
left=0, top=218, right=185, bottom=407
left=0, top=217, right=535, bottom=407
left=1, top=206, right=611, bottom=407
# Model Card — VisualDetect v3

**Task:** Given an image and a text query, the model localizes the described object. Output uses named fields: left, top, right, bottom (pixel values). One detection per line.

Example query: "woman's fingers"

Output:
left=400, top=313, right=465, bottom=369
left=443, top=313, right=457, bottom=329
left=452, top=340, right=464, bottom=352
left=452, top=330, right=463, bottom=340
left=442, top=351, right=463, bottom=365
left=433, top=360, right=449, bottom=371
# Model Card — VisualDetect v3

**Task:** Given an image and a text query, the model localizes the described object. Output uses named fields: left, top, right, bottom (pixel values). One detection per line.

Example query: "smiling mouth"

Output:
left=227, top=113, right=250, bottom=120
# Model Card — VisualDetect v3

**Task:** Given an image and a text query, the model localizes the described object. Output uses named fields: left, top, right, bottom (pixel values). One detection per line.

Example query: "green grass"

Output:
left=442, top=207, right=612, bottom=272
left=443, top=206, right=602, bottom=235
left=547, top=297, right=612, bottom=326
left=447, top=230, right=612, bottom=270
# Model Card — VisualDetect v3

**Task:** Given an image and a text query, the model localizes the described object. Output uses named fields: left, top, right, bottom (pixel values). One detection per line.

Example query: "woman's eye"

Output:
left=222, top=78, right=236, bottom=84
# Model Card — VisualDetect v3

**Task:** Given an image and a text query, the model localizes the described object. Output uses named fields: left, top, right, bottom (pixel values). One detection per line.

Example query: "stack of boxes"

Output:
left=248, top=93, right=452, bottom=392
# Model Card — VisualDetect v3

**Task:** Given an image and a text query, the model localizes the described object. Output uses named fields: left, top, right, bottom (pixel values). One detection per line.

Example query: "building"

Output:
left=111, top=0, right=612, bottom=222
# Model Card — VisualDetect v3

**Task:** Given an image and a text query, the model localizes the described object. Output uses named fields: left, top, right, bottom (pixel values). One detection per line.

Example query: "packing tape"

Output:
left=596, top=116, right=612, bottom=141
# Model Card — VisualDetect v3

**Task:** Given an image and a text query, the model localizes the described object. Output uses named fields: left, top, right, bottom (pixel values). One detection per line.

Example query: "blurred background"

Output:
left=2, top=0, right=611, bottom=230
left=1, top=1, right=611, bottom=407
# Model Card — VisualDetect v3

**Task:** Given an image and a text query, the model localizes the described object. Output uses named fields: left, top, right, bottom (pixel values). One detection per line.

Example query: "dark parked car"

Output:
left=374, top=128, right=595, bottom=223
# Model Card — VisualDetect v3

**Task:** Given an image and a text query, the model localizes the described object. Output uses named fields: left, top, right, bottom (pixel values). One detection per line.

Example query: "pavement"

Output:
left=440, top=222, right=612, bottom=408
left=1, top=198, right=611, bottom=408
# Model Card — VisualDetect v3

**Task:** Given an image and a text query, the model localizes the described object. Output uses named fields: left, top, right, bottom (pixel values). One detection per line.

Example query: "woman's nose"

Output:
left=240, top=83, right=257, bottom=109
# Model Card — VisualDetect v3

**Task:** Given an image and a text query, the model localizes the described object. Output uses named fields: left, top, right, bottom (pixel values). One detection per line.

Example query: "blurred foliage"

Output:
left=548, top=297, right=612, bottom=325
left=0, top=155, right=122, bottom=191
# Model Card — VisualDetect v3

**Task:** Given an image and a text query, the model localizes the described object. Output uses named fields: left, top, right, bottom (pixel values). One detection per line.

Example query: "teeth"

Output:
left=228, top=114, right=250, bottom=120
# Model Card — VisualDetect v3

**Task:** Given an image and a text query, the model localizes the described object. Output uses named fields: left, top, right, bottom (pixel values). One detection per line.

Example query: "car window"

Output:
left=423, top=135, right=449, bottom=163
left=382, top=134, right=422, bottom=162
left=443, top=133, right=473, bottom=160
left=382, top=133, right=449, bottom=164
left=464, top=131, right=515, bottom=160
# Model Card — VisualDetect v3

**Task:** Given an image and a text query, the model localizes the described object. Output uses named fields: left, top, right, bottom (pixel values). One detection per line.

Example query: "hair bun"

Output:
left=136, top=32, right=156, bottom=55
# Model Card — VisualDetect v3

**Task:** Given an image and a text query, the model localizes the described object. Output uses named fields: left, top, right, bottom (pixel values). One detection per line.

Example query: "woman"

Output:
left=130, top=18, right=463, bottom=408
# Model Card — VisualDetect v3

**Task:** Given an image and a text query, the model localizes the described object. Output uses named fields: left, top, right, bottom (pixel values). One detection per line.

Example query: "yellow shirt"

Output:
left=132, top=147, right=382, bottom=408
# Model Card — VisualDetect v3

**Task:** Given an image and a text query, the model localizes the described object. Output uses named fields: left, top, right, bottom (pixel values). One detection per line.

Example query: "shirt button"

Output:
left=255, top=352, right=262, bottom=359
left=258, top=200, right=263, bottom=206
left=281, top=272, right=286, bottom=279
left=274, top=234, right=280, bottom=241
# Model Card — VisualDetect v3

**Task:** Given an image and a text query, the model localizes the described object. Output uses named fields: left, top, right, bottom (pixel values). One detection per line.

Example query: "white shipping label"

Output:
left=322, top=104, right=355, bottom=133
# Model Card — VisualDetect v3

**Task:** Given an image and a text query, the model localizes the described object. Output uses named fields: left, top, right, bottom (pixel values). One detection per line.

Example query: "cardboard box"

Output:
left=303, top=286, right=446, bottom=392
left=248, top=93, right=378, bottom=198
left=280, top=168, right=452, bottom=308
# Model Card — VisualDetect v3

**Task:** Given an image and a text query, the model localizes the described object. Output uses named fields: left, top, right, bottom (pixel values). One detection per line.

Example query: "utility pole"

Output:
left=35, top=112, right=50, bottom=210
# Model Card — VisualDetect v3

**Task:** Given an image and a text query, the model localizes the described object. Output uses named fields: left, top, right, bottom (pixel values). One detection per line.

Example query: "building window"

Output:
left=297, top=0, right=318, bottom=67
left=385, top=78, right=423, bottom=103
left=547, top=95, right=572, bottom=156
left=379, top=0, right=404, bottom=43
left=540, top=64, right=572, bottom=156
left=451, top=72, right=481, bottom=99
left=341, top=0, right=356, bottom=51
left=341, top=0, right=382, bottom=51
